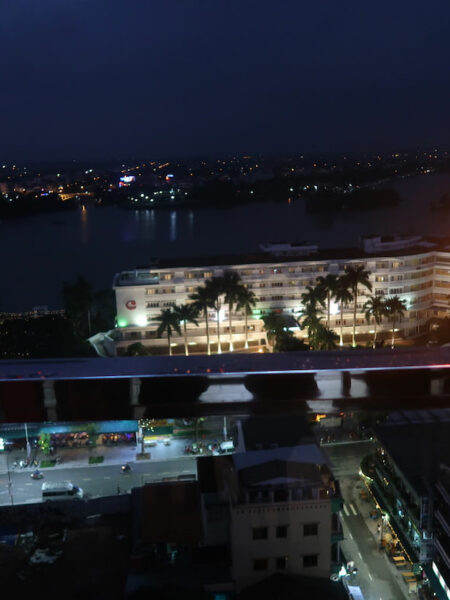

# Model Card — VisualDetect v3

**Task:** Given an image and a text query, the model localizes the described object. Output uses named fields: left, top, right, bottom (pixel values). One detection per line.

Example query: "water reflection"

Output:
left=80, top=204, right=88, bottom=244
left=188, top=210, right=194, bottom=239
left=170, top=211, right=177, bottom=242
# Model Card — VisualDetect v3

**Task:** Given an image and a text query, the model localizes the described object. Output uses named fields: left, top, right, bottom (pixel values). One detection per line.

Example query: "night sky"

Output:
left=1, top=0, right=450, bottom=161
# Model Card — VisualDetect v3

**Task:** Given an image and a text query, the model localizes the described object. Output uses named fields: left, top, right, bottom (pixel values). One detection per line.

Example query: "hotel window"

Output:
left=272, top=267, right=283, bottom=274
left=288, top=267, right=296, bottom=273
left=390, top=288, right=403, bottom=294
left=146, top=302, right=159, bottom=308
left=375, top=289, right=385, bottom=296
left=163, top=301, right=175, bottom=307
left=302, top=554, right=318, bottom=568
left=303, top=523, right=318, bottom=536
left=271, top=282, right=283, bottom=287
left=185, top=286, right=195, bottom=293
left=184, top=271, right=197, bottom=279
left=392, top=261, right=401, bottom=269
left=260, top=296, right=266, bottom=301
left=253, top=559, right=268, bottom=571
left=276, top=557, right=288, bottom=570
left=146, top=288, right=157, bottom=295
left=160, top=273, right=173, bottom=280
left=375, top=276, right=388, bottom=282
left=260, top=283, right=266, bottom=288
left=272, top=295, right=283, bottom=301
left=252, top=527, right=268, bottom=540
left=203, top=271, right=213, bottom=278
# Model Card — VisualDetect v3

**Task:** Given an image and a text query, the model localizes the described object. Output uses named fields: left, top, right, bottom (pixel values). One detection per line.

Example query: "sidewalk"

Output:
left=3, top=434, right=226, bottom=473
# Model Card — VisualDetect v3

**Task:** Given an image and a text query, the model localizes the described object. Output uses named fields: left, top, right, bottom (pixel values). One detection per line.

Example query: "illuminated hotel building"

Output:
left=112, top=236, right=450, bottom=355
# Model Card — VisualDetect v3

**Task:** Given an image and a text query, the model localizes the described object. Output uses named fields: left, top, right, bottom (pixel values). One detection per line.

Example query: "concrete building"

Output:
left=112, top=235, right=450, bottom=355
left=197, top=416, right=343, bottom=594
left=229, top=454, right=341, bottom=592
left=432, top=463, right=450, bottom=600
left=366, top=414, right=450, bottom=599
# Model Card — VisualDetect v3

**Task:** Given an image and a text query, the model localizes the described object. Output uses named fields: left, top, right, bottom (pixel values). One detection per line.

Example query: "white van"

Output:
left=213, top=441, right=235, bottom=455
left=42, top=481, right=84, bottom=500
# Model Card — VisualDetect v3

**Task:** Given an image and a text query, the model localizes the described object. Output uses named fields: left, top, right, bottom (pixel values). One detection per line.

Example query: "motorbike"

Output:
left=121, top=464, right=131, bottom=473
left=30, top=470, right=44, bottom=480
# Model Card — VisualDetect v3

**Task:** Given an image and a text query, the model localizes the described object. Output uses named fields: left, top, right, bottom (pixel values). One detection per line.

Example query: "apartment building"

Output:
left=367, top=415, right=450, bottom=599
left=197, top=416, right=343, bottom=593
left=113, top=235, right=450, bottom=354
left=432, top=463, right=450, bottom=600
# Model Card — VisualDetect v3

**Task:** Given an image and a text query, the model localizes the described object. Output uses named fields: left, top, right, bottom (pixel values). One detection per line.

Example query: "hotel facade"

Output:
left=112, top=236, right=450, bottom=355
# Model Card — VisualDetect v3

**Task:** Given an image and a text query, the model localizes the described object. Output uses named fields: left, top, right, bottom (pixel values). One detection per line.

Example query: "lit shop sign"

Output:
left=119, top=175, right=136, bottom=188
left=165, top=173, right=174, bottom=182
left=0, top=438, right=4, bottom=451
left=125, top=300, right=137, bottom=310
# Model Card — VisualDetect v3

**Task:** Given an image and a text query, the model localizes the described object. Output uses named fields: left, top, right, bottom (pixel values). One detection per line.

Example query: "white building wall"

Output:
left=230, top=499, right=332, bottom=592
left=112, top=248, right=450, bottom=353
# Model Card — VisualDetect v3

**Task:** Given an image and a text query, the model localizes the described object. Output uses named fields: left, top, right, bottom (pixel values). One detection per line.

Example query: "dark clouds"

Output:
left=1, top=0, right=450, bottom=160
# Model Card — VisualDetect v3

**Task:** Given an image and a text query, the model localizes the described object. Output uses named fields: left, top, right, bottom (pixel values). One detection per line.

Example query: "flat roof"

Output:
left=1, top=346, right=450, bottom=381
left=375, top=422, right=450, bottom=496
left=140, top=481, right=203, bottom=543
left=114, top=236, right=450, bottom=280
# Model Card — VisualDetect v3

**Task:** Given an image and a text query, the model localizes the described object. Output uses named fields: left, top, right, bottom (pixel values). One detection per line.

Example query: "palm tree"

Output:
left=222, top=271, right=242, bottom=352
left=236, top=286, right=257, bottom=349
left=334, top=278, right=354, bottom=346
left=311, top=324, right=339, bottom=351
left=298, top=302, right=322, bottom=342
left=301, top=285, right=326, bottom=312
left=316, top=274, right=339, bottom=327
left=364, top=296, right=386, bottom=349
left=155, top=308, right=181, bottom=356
left=261, top=312, right=286, bottom=351
left=173, top=303, right=199, bottom=356
left=189, top=285, right=214, bottom=355
left=344, top=265, right=372, bottom=347
left=384, top=296, right=407, bottom=348
left=206, top=277, right=226, bottom=354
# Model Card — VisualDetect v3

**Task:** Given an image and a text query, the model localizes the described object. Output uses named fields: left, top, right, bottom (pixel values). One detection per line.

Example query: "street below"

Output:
left=0, top=457, right=197, bottom=505
left=323, top=440, right=413, bottom=600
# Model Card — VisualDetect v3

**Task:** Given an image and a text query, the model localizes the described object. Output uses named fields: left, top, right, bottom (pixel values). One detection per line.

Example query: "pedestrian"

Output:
left=117, top=485, right=121, bottom=495
left=377, top=523, right=381, bottom=534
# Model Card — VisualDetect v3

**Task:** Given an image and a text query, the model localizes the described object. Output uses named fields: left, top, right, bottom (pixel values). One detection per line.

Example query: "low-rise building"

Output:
left=112, top=235, right=450, bottom=355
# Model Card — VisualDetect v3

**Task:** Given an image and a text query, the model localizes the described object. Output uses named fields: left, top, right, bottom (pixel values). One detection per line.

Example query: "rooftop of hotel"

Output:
left=113, top=235, right=450, bottom=286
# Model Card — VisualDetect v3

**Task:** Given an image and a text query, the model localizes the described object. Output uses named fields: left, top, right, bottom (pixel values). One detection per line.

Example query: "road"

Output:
left=0, top=458, right=197, bottom=506
left=323, top=441, right=410, bottom=600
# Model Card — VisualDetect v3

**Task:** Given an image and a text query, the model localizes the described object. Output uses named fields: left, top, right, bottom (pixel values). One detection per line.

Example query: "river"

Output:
left=2, top=172, right=450, bottom=311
